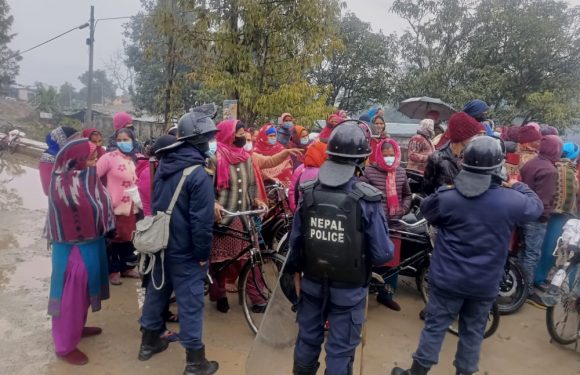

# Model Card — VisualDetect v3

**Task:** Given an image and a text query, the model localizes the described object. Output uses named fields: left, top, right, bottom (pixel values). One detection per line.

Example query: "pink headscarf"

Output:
left=216, top=119, right=251, bottom=191
left=113, top=112, right=133, bottom=131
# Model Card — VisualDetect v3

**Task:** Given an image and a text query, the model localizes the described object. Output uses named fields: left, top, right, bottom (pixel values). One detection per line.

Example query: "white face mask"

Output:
left=300, top=138, right=309, bottom=145
left=384, top=156, right=396, bottom=166
left=243, top=142, right=253, bottom=152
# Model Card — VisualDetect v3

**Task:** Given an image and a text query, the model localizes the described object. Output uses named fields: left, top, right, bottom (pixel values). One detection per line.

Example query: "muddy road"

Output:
left=0, top=154, right=578, bottom=375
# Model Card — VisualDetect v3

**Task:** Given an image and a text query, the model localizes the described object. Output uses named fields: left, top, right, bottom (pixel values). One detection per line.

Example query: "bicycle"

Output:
left=260, top=182, right=292, bottom=254
left=207, top=208, right=286, bottom=335
left=544, top=230, right=580, bottom=347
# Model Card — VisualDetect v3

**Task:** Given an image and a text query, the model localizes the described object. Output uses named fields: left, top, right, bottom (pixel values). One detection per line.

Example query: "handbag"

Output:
left=132, top=165, right=199, bottom=289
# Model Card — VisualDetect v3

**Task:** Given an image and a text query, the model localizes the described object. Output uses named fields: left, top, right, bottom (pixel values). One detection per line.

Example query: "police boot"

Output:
left=138, top=328, right=169, bottom=361
left=292, top=361, right=320, bottom=375
left=183, top=346, right=219, bottom=375
left=391, top=360, right=430, bottom=375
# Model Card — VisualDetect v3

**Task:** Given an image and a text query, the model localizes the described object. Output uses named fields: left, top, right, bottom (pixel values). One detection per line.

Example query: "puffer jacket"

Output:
left=407, top=130, right=435, bottom=173
left=360, top=164, right=412, bottom=220
left=423, top=143, right=461, bottom=195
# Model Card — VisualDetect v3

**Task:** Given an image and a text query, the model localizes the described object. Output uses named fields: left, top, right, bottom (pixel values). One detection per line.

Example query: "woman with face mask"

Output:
left=96, top=128, right=142, bottom=285
left=359, top=138, right=412, bottom=311
left=210, top=120, right=268, bottom=313
left=253, top=123, right=294, bottom=187
left=407, top=119, right=436, bottom=174
left=288, top=125, right=309, bottom=169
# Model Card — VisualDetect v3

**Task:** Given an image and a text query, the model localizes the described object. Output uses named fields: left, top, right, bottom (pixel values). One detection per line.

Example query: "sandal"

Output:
left=226, top=283, right=238, bottom=293
left=160, top=330, right=180, bottom=342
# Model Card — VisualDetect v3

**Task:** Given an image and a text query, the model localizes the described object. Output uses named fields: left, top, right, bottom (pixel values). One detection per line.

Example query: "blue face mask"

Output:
left=117, top=141, right=133, bottom=153
left=268, top=138, right=277, bottom=146
left=206, top=140, right=217, bottom=157
left=282, top=121, right=293, bottom=129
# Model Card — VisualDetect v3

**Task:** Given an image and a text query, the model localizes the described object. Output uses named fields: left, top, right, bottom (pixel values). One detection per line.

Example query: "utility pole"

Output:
left=84, top=5, right=95, bottom=127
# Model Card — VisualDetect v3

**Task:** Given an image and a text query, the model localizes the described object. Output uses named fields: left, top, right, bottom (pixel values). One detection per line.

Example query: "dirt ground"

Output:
left=0, top=154, right=579, bottom=375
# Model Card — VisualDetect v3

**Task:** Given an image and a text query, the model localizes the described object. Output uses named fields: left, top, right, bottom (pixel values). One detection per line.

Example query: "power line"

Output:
left=1, top=23, right=89, bottom=63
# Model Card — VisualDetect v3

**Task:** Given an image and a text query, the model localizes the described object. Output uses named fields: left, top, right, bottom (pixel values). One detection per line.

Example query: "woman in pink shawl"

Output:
left=210, top=119, right=268, bottom=313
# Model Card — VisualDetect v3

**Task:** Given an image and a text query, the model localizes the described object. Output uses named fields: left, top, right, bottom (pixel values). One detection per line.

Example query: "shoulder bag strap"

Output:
left=166, top=165, right=200, bottom=214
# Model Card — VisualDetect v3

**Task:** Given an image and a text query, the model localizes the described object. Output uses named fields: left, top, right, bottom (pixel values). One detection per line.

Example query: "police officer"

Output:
left=285, top=121, right=394, bottom=375
left=392, top=137, right=543, bottom=375
left=138, top=106, right=218, bottom=375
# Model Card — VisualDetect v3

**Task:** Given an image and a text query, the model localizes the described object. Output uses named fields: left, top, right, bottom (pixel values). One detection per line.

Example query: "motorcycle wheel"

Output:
left=276, top=232, right=290, bottom=257
left=417, top=265, right=430, bottom=303
left=497, top=258, right=527, bottom=315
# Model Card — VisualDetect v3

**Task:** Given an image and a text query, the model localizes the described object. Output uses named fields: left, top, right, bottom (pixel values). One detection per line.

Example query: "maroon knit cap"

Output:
left=518, top=125, right=542, bottom=144
left=447, top=112, right=485, bottom=143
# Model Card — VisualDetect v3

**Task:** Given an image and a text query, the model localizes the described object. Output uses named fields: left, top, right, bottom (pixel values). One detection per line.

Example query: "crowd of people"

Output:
left=38, top=100, right=579, bottom=374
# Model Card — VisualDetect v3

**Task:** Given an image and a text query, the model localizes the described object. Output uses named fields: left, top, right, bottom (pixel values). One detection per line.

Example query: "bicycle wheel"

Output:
left=239, top=252, right=286, bottom=334
left=546, top=277, right=580, bottom=345
left=275, top=232, right=289, bottom=257
left=497, top=258, right=527, bottom=315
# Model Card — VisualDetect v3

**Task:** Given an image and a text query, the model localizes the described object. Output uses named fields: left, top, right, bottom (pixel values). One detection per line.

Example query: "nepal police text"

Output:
left=309, top=217, right=346, bottom=243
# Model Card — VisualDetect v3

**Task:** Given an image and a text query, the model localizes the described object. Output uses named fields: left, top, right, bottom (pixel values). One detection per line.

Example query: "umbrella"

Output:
left=398, top=96, right=457, bottom=121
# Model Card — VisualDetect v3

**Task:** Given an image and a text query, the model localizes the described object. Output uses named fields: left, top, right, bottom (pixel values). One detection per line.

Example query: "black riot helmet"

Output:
left=319, top=121, right=372, bottom=187
left=461, top=136, right=505, bottom=173
left=326, top=121, right=372, bottom=159
left=454, top=136, right=505, bottom=198
left=176, top=103, right=218, bottom=142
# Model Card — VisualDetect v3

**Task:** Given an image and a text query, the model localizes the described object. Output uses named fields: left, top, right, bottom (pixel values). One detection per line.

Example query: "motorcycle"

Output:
left=0, top=128, right=26, bottom=154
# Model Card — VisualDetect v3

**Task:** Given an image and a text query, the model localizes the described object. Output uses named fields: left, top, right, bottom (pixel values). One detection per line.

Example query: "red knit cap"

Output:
left=447, top=112, right=485, bottom=143
left=518, top=124, right=542, bottom=144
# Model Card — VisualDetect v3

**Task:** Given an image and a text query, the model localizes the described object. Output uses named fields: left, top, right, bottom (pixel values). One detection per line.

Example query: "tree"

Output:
left=58, top=82, right=78, bottom=110
left=390, top=0, right=580, bottom=128
left=124, top=1, right=220, bottom=124
left=310, top=12, right=399, bottom=113
left=78, top=70, right=117, bottom=105
left=192, top=0, right=343, bottom=126
left=0, top=0, right=20, bottom=92
left=104, top=50, right=134, bottom=96
left=35, top=83, right=59, bottom=113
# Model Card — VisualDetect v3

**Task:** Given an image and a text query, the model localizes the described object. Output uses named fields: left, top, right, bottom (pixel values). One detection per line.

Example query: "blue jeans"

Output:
left=521, top=221, right=548, bottom=294
left=413, top=287, right=495, bottom=374
left=140, top=256, right=208, bottom=350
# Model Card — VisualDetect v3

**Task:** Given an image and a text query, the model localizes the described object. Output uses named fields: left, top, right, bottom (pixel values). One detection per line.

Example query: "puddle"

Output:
left=1, top=255, right=51, bottom=291
left=0, top=157, right=46, bottom=211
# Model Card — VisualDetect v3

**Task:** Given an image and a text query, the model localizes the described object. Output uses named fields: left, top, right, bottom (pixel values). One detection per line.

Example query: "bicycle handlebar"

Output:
left=394, top=218, right=428, bottom=228
left=220, top=208, right=268, bottom=217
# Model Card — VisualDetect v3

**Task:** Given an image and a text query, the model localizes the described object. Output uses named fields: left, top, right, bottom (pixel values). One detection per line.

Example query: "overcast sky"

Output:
left=6, top=0, right=580, bottom=89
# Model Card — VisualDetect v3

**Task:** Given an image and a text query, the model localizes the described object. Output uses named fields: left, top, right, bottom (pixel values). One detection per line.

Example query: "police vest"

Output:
left=300, top=180, right=382, bottom=287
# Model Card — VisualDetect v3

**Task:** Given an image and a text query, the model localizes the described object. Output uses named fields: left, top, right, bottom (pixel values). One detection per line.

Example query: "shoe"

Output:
left=121, top=268, right=141, bottom=279
left=109, top=272, right=122, bottom=285
left=138, top=328, right=169, bottom=361
left=292, top=361, right=320, bottom=375
left=526, top=293, right=547, bottom=310
left=391, top=360, right=430, bottom=375
left=81, top=326, right=102, bottom=338
left=377, top=294, right=402, bottom=311
left=183, top=346, right=219, bottom=375
left=216, top=297, right=230, bottom=313
left=57, top=348, right=89, bottom=366
left=419, top=308, right=426, bottom=321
